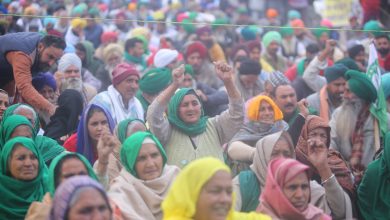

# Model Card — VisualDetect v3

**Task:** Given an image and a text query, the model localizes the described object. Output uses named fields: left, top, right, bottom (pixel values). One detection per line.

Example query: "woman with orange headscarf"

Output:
left=227, top=95, right=286, bottom=173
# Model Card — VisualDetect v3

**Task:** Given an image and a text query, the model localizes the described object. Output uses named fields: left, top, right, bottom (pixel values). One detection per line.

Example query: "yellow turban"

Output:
left=130, top=27, right=150, bottom=38
left=24, top=6, right=37, bottom=15
left=161, top=157, right=271, bottom=220
left=71, top=18, right=87, bottom=29
left=247, top=95, right=283, bottom=122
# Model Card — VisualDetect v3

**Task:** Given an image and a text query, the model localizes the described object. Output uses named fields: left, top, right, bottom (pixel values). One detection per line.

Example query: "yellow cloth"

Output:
left=71, top=18, right=87, bottom=29
left=209, top=43, right=226, bottom=62
left=130, top=27, right=150, bottom=38
left=161, top=157, right=271, bottom=220
left=260, top=58, right=274, bottom=73
left=246, top=95, right=283, bottom=122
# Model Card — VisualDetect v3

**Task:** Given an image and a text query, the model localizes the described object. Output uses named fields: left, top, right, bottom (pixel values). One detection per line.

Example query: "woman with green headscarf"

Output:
left=0, top=137, right=47, bottom=219
left=0, top=114, right=35, bottom=149
left=25, top=152, right=98, bottom=220
left=1, top=104, right=65, bottom=166
left=94, top=118, right=147, bottom=183
left=358, top=131, right=390, bottom=219
left=108, top=131, right=180, bottom=220
left=147, top=63, right=244, bottom=168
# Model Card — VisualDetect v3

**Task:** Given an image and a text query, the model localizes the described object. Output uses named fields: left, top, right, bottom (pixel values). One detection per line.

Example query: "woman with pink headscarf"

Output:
left=257, top=157, right=331, bottom=220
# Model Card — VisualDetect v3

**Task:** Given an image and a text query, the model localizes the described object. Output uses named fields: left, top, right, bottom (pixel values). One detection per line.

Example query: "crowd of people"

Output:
left=0, top=0, right=390, bottom=219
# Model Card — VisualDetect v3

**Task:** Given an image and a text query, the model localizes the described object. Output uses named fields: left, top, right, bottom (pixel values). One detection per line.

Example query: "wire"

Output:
left=3, top=13, right=390, bottom=33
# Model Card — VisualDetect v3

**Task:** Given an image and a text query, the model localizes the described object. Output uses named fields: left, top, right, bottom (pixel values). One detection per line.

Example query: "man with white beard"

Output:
left=55, top=53, right=97, bottom=102
left=329, top=70, right=378, bottom=183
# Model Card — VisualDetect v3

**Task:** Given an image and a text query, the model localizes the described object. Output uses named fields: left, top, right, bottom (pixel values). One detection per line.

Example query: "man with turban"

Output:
left=91, top=63, right=144, bottom=124
left=95, top=32, right=119, bottom=60
left=136, top=67, right=172, bottom=118
left=55, top=53, right=97, bottom=103
left=184, top=41, right=223, bottom=89
left=101, top=43, right=124, bottom=78
left=306, top=64, right=348, bottom=123
left=153, top=48, right=179, bottom=69
left=65, top=18, right=87, bottom=46
left=329, top=70, right=379, bottom=183
left=32, top=72, right=58, bottom=105
left=195, top=25, right=226, bottom=62
left=261, top=31, right=287, bottom=72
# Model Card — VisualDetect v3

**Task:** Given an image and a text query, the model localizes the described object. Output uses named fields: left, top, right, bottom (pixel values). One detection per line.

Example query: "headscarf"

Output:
left=2, top=103, right=40, bottom=133
left=32, top=72, right=57, bottom=91
left=345, top=70, right=377, bottom=103
left=258, top=157, right=330, bottom=220
left=102, top=43, right=124, bottom=64
left=139, top=68, right=172, bottom=95
left=167, top=88, right=208, bottom=136
left=0, top=114, right=35, bottom=148
left=0, top=137, right=47, bottom=219
left=48, top=152, right=98, bottom=196
left=251, top=131, right=295, bottom=188
left=120, top=131, right=167, bottom=177
left=57, top=53, right=82, bottom=73
left=262, top=31, right=282, bottom=48
left=44, top=89, right=84, bottom=143
left=161, top=157, right=233, bottom=219
left=116, top=118, right=146, bottom=143
left=247, top=95, right=283, bottom=122
left=35, top=136, right=65, bottom=164
left=49, top=176, right=111, bottom=220
left=358, top=131, right=390, bottom=219
left=295, top=115, right=355, bottom=195
left=77, top=103, right=115, bottom=164
left=241, top=26, right=258, bottom=41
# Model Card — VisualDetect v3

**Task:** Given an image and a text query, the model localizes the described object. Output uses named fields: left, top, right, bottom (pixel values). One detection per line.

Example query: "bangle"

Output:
left=321, top=174, right=335, bottom=185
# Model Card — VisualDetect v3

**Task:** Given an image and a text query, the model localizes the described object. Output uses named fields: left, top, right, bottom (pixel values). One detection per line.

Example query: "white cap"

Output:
left=153, top=49, right=179, bottom=68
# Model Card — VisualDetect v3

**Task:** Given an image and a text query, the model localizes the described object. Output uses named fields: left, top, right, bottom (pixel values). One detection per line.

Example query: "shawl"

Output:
left=136, top=90, right=150, bottom=113
left=116, top=118, right=146, bottom=144
left=44, top=89, right=84, bottom=143
left=167, top=88, right=208, bottom=136
left=77, top=103, right=116, bottom=164
left=295, top=115, right=355, bottom=195
left=35, top=136, right=65, bottom=164
left=49, top=176, right=110, bottom=220
left=80, top=41, right=101, bottom=74
left=258, top=158, right=330, bottom=220
left=0, top=114, right=35, bottom=148
left=161, top=157, right=271, bottom=220
left=48, top=152, right=98, bottom=196
left=0, top=137, right=47, bottom=219
left=92, top=85, right=144, bottom=124
left=318, top=86, right=330, bottom=123
left=120, top=131, right=167, bottom=177
left=124, top=52, right=147, bottom=70
left=358, top=131, right=390, bottom=219
left=109, top=165, right=180, bottom=220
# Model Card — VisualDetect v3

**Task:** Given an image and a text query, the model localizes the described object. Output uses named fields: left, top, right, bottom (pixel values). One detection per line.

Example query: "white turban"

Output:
left=58, top=53, right=82, bottom=73
left=153, top=49, right=179, bottom=68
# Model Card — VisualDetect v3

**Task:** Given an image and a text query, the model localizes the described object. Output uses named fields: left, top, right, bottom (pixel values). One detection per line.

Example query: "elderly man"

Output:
left=184, top=41, right=223, bottom=89
left=306, top=64, right=348, bottom=123
left=55, top=53, right=97, bottom=102
left=261, top=31, right=287, bottom=72
left=0, top=33, right=65, bottom=116
left=91, top=63, right=144, bottom=124
left=153, top=48, right=179, bottom=69
left=329, top=70, right=378, bottom=183
left=32, top=72, right=58, bottom=105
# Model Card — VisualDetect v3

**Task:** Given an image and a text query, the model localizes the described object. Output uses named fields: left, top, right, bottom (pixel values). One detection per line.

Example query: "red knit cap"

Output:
left=112, top=63, right=139, bottom=86
left=185, top=41, right=208, bottom=59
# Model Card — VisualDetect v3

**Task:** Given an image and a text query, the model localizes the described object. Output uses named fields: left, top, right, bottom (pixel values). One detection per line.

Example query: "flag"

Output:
left=366, top=42, right=388, bottom=137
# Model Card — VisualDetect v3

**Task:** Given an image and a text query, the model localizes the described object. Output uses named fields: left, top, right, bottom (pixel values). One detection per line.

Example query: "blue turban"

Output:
left=32, top=72, right=57, bottom=91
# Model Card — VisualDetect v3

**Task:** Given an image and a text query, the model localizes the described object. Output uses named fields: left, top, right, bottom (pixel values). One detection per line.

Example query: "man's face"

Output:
left=249, top=48, right=260, bottom=61
left=267, top=42, right=279, bottom=56
left=375, top=37, right=390, bottom=57
left=39, top=85, right=56, bottom=103
left=181, top=74, right=194, bottom=88
left=327, top=77, right=346, bottom=103
left=199, top=32, right=213, bottom=47
left=128, top=42, right=144, bottom=58
left=354, top=50, right=366, bottom=65
left=343, top=83, right=360, bottom=105
left=273, top=85, right=297, bottom=116
left=186, top=52, right=203, bottom=71
left=38, top=44, right=63, bottom=72
left=115, top=75, right=139, bottom=101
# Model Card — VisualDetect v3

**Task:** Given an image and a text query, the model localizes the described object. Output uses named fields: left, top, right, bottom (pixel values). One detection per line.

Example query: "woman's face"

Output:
left=0, top=92, right=9, bottom=120
left=10, top=125, right=33, bottom=139
left=67, top=187, right=111, bottom=220
left=307, top=127, right=328, bottom=146
left=258, top=100, right=274, bottom=124
left=8, top=145, right=39, bottom=181
left=59, top=158, right=88, bottom=186
left=270, top=137, right=293, bottom=160
left=282, top=172, right=310, bottom=212
left=135, top=143, right=163, bottom=181
left=194, top=171, right=232, bottom=220
left=87, top=111, right=109, bottom=143
left=178, top=94, right=202, bottom=124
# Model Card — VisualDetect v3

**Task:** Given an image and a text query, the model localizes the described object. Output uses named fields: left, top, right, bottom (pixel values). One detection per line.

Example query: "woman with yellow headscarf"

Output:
left=161, top=157, right=271, bottom=220
left=227, top=95, right=287, bottom=175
